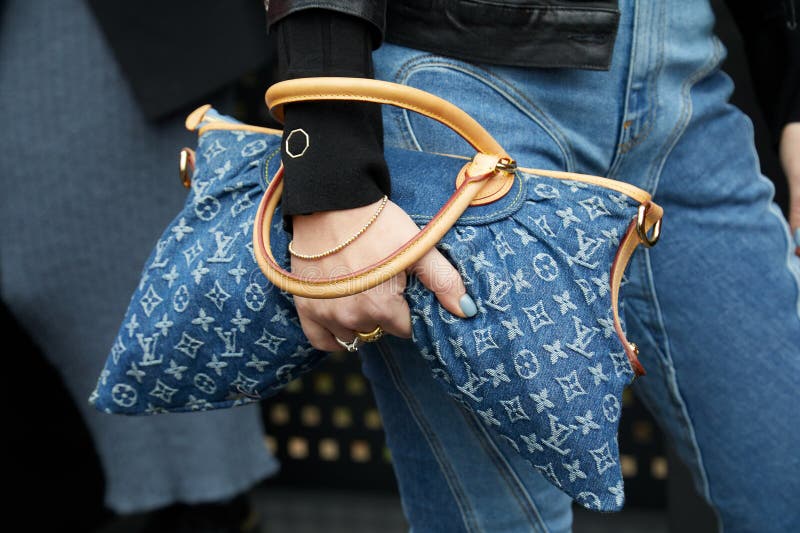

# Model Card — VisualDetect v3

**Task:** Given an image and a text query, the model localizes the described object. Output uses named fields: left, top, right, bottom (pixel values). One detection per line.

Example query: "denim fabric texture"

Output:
left=90, top=112, right=327, bottom=415
left=90, top=102, right=649, bottom=510
left=357, top=0, right=800, bottom=530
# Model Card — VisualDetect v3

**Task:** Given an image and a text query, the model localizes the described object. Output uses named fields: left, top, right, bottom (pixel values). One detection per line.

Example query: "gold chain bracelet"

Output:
left=288, top=195, right=389, bottom=260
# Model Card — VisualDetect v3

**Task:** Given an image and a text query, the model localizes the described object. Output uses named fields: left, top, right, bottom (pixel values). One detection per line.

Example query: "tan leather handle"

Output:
left=256, top=77, right=512, bottom=298
left=266, top=77, right=508, bottom=156
left=610, top=202, right=663, bottom=376
left=256, top=77, right=664, bottom=377
left=253, top=160, right=663, bottom=375
left=254, top=154, right=504, bottom=298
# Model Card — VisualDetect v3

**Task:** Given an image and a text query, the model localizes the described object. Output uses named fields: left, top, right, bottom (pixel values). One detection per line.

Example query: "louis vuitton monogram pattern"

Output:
left=405, top=168, right=637, bottom=511
left=91, top=112, right=640, bottom=512
left=90, top=125, right=328, bottom=416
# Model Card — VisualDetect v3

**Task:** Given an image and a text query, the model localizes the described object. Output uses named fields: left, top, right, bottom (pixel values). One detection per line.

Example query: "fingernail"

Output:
left=794, top=228, right=800, bottom=247
left=459, top=293, right=478, bottom=318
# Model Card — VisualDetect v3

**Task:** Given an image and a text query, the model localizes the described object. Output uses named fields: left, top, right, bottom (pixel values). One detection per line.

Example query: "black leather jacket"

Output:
left=267, top=0, right=621, bottom=70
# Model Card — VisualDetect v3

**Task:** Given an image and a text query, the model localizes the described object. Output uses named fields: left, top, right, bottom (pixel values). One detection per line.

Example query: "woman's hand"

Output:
left=780, top=122, right=800, bottom=255
left=289, top=198, right=476, bottom=351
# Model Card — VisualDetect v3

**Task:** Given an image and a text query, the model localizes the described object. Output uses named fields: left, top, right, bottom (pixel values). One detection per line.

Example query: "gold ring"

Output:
left=355, top=326, right=384, bottom=343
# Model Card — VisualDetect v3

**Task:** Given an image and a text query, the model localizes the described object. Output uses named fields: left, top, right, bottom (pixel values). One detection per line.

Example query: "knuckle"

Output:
left=316, top=304, right=343, bottom=324
left=338, top=309, right=365, bottom=330
left=371, top=303, right=399, bottom=325
left=294, top=297, right=313, bottom=315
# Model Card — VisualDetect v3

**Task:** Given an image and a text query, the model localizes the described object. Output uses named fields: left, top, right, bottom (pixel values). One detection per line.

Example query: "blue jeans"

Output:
left=361, top=0, right=800, bottom=531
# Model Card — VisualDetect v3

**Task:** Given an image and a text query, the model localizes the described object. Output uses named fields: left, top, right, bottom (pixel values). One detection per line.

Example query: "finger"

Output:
left=372, top=291, right=412, bottom=338
left=326, top=322, right=362, bottom=345
left=326, top=299, right=410, bottom=341
left=298, top=314, right=341, bottom=352
left=361, top=275, right=411, bottom=338
left=409, top=247, right=476, bottom=318
left=323, top=301, right=380, bottom=340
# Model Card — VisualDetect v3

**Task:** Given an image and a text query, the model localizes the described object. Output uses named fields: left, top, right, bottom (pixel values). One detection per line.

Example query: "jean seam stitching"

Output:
left=630, top=249, right=717, bottom=511
left=621, top=32, right=728, bottom=517
left=767, top=201, right=800, bottom=317
left=647, top=36, right=724, bottom=196
left=739, top=119, right=800, bottom=316
left=392, top=54, right=575, bottom=172
left=459, top=407, right=555, bottom=533
left=406, top=172, right=527, bottom=224
left=391, top=54, right=428, bottom=151
left=607, top=0, right=664, bottom=181
left=609, top=9, right=728, bottom=514
left=374, top=339, right=481, bottom=533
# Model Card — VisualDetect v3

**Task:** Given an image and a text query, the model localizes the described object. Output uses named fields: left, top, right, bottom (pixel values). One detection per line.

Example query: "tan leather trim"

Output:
left=266, top=77, right=508, bottom=158
left=197, top=122, right=283, bottom=136
left=518, top=167, right=652, bottom=204
left=184, top=103, right=283, bottom=136
left=609, top=201, right=664, bottom=376
left=255, top=78, right=664, bottom=351
left=457, top=169, right=515, bottom=206
left=253, top=154, right=664, bottom=301
left=254, top=154, right=503, bottom=298
left=185, top=104, right=213, bottom=131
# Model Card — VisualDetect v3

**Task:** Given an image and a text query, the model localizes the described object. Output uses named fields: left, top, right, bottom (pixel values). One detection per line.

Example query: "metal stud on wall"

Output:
left=261, top=349, right=667, bottom=506
left=261, top=351, right=398, bottom=491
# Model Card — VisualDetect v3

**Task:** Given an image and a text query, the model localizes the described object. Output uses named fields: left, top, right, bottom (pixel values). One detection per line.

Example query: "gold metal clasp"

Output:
left=495, top=157, right=517, bottom=173
left=636, top=203, right=662, bottom=247
left=179, top=148, right=195, bottom=188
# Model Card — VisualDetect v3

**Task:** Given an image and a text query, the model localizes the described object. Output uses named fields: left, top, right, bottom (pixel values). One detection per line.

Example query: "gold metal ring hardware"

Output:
left=495, top=157, right=517, bottom=173
left=637, top=203, right=662, bottom=247
left=179, top=148, right=195, bottom=189
left=628, top=342, right=641, bottom=382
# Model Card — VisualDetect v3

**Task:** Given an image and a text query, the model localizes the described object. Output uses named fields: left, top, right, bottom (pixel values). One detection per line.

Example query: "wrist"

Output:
left=291, top=197, right=387, bottom=247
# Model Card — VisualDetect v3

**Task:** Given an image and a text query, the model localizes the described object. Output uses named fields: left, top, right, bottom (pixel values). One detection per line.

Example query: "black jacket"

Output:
left=268, top=0, right=622, bottom=70
left=85, top=0, right=798, bottom=217
left=269, top=0, right=799, bottom=218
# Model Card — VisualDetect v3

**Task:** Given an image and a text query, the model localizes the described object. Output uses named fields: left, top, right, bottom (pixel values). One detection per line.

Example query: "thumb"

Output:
left=409, top=247, right=478, bottom=318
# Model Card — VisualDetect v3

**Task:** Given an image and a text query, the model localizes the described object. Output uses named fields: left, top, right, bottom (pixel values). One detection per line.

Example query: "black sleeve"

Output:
left=272, top=9, right=390, bottom=219
left=726, top=0, right=800, bottom=142
left=267, top=0, right=386, bottom=48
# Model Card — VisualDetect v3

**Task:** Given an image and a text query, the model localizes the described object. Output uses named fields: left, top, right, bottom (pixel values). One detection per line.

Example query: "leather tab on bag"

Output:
left=185, top=104, right=213, bottom=131
left=458, top=154, right=515, bottom=205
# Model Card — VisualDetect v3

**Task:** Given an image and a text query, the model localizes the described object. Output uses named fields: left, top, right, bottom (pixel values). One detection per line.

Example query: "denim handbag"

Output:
left=90, top=78, right=662, bottom=511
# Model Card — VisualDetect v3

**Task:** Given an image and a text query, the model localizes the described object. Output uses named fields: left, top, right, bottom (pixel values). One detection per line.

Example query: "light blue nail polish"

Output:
left=459, top=294, right=478, bottom=317
left=795, top=228, right=800, bottom=247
